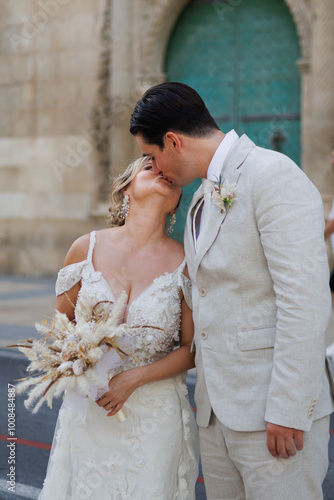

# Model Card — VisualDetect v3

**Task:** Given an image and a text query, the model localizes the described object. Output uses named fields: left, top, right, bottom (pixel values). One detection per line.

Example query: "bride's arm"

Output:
left=96, top=296, right=195, bottom=416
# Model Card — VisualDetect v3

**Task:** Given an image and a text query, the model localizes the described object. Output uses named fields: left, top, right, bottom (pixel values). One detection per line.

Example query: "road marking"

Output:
left=0, top=479, right=41, bottom=499
left=0, top=434, right=51, bottom=450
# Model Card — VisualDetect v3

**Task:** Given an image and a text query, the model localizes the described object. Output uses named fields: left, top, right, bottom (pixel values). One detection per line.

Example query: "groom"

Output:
left=130, top=82, right=334, bottom=499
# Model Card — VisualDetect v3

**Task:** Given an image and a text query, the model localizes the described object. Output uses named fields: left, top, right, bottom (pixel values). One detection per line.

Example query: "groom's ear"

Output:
left=165, top=132, right=182, bottom=152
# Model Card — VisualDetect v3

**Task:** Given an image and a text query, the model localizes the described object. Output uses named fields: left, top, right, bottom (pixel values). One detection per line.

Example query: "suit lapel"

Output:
left=187, top=134, right=256, bottom=273
left=193, top=164, right=242, bottom=267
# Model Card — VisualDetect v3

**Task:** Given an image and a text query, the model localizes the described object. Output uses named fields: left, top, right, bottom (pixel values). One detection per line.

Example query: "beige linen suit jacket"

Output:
left=185, top=134, right=334, bottom=432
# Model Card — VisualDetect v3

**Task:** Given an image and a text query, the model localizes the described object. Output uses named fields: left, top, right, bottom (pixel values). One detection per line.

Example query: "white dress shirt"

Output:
left=206, top=129, right=239, bottom=183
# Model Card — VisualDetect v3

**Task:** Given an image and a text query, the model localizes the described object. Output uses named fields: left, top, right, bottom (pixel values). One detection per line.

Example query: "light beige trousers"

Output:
left=199, top=413, right=330, bottom=500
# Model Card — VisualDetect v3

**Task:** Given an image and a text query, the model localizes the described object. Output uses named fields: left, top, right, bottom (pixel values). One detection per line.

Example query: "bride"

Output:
left=38, top=157, right=199, bottom=500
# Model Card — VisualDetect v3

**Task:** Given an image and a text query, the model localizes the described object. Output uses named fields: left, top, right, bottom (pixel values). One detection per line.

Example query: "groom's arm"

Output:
left=253, top=152, right=331, bottom=457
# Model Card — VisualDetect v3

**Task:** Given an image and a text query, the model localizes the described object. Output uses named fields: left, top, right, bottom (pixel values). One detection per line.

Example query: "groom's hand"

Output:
left=266, top=422, right=304, bottom=459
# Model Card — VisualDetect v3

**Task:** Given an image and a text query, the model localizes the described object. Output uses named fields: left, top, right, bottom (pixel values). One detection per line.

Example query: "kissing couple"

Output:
left=38, top=82, right=334, bottom=500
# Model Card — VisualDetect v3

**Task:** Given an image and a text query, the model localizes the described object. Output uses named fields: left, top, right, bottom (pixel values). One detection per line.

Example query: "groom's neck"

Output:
left=193, top=130, right=226, bottom=178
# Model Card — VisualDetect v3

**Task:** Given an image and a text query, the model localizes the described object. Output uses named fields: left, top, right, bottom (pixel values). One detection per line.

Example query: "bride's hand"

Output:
left=96, top=368, right=143, bottom=417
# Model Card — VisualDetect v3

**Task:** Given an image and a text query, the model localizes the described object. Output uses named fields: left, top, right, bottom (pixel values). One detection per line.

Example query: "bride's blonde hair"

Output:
left=107, top=157, right=151, bottom=227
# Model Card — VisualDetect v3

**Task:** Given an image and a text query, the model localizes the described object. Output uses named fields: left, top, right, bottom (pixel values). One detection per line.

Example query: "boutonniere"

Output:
left=212, top=176, right=237, bottom=213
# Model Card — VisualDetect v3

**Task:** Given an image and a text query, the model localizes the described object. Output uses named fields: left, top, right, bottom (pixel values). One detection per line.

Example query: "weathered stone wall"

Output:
left=0, top=0, right=110, bottom=274
left=1, top=0, right=334, bottom=275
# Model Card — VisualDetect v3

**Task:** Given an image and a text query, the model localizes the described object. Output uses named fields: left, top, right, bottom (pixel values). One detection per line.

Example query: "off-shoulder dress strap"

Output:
left=55, top=261, right=86, bottom=296
left=177, top=258, right=193, bottom=310
left=55, top=231, right=97, bottom=296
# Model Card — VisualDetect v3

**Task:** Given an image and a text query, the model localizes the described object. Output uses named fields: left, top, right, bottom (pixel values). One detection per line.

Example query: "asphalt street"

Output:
left=0, top=274, right=333, bottom=499
left=0, top=353, right=205, bottom=500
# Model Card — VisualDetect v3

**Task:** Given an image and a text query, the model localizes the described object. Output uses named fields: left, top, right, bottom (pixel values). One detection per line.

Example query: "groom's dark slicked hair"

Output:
left=130, top=82, right=219, bottom=149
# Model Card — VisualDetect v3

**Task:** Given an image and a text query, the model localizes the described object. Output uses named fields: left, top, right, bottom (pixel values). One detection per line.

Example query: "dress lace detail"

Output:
left=40, top=231, right=198, bottom=500
left=55, top=260, right=87, bottom=296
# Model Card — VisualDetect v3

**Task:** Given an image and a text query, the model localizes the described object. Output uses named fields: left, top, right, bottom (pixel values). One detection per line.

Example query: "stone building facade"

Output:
left=1, top=0, right=334, bottom=275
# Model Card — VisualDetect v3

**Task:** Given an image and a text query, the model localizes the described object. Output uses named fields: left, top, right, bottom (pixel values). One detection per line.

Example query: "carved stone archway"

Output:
left=284, top=0, right=312, bottom=69
left=136, top=0, right=189, bottom=88
left=138, top=0, right=312, bottom=89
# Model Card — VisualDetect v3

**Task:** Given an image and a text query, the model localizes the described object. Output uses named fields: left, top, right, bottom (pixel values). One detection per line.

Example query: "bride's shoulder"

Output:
left=63, top=233, right=91, bottom=267
left=94, top=227, right=120, bottom=242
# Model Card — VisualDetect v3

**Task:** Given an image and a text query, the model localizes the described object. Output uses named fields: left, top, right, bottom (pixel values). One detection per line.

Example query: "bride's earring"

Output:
left=166, top=212, right=176, bottom=235
left=120, top=194, right=130, bottom=220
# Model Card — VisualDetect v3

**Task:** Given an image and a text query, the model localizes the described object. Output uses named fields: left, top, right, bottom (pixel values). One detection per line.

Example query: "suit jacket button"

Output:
left=200, top=331, right=208, bottom=340
left=199, top=288, right=207, bottom=297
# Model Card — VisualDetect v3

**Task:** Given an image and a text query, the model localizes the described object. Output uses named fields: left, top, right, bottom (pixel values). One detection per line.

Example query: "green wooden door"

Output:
left=165, top=0, right=301, bottom=243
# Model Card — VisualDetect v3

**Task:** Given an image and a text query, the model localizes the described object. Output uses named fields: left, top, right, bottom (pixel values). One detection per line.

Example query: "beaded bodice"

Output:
left=55, top=231, right=192, bottom=368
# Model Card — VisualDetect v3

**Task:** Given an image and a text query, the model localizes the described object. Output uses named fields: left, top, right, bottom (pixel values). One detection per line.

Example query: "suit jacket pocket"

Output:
left=237, top=326, right=276, bottom=351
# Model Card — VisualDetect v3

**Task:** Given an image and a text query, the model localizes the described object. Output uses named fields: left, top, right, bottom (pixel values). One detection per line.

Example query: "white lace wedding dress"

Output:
left=38, top=231, right=199, bottom=500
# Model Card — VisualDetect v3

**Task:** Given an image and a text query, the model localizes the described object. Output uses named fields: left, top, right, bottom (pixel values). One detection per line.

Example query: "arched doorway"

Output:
left=165, top=0, right=301, bottom=243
